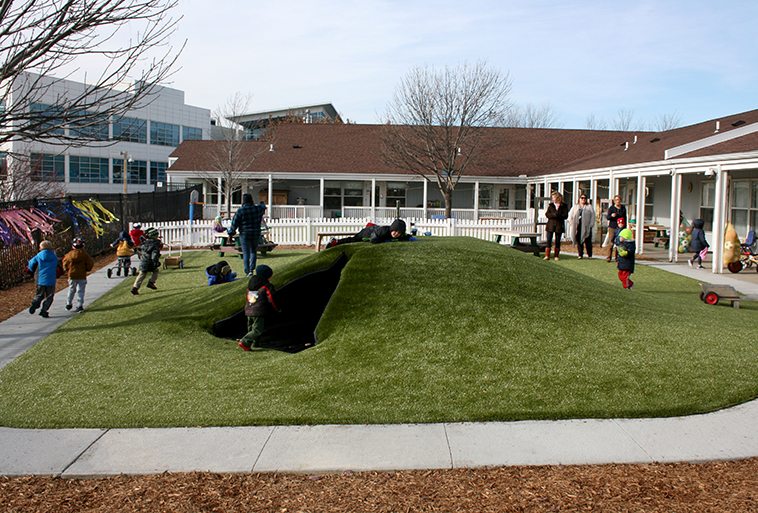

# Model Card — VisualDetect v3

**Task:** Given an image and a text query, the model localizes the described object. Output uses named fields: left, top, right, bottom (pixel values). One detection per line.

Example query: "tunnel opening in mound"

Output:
left=212, top=253, right=349, bottom=353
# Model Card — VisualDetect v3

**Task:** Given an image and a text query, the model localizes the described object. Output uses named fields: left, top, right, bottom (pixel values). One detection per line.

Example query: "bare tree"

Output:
left=651, top=112, right=682, bottom=132
left=612, top=109, right=637, bottom=131
left=203, top=93, right=271, bottom=218
left=382, top=62, right=512, bottom=218
left=0, top=151, right=66, bottom=202
left=0, top=0, right=182, bottom=148
left=584, top=113, right=608, bottom=130
left=505, top=102, right=562, bottom=128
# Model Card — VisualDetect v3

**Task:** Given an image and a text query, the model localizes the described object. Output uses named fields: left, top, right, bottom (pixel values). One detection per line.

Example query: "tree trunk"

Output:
left=225, top=186, right=232, bottom=220
left=443, top=188, right=453, bottom=219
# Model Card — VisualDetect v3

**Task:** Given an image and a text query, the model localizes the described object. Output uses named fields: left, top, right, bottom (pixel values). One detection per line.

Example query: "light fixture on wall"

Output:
left=704, top=168, right=716, bottom=177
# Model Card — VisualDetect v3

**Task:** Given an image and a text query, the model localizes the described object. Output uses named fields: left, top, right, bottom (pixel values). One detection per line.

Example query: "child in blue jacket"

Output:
left=28, top=240, right=59, bottom=318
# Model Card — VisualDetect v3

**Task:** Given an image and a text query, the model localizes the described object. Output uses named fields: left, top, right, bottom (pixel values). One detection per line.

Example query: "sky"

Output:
left=122, top=0, right=758, bottom=129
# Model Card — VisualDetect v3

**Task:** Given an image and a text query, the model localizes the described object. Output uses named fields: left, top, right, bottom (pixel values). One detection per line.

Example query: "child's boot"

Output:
left=543, top=247, right=551, bottom=260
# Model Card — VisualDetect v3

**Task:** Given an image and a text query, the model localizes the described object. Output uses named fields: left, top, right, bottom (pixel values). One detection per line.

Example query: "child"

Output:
left=129, top=223, right=144, bottom=248
left=688, top=218, right=709, bottom=269
left=327, top=219, right=409, bottom=248
left=27, top=240, right=58, bottom=318
left=212, top=215, right=226, bottom=233
left=616, top=228, right=636, bottom=290
left=238, top=264, right=279, bottom=351
left=206, top=260, right=237, bottom=286
left=111, top=230, right=135, bottom=276
left=131, top=227, right=161, bottom=295
left=62, top=237, right=94, bottom=312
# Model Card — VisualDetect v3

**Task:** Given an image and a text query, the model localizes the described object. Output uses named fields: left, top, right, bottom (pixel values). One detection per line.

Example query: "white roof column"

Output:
left=711, top=165, right=726, bottom=273
left=371, top=178, right=376, bottom=220
left=422, top=179, right=428, bottom=220
left=319, top=177, right=325, bottom=218
left=474, top=181, right=480, bottom=220
left=669, top=170, right=682, bottom=262
left=267, top=174, right=273, bottom=209
left=217, top=176, right=222, bottom=216
left=635, top=174, right=646, bottom=255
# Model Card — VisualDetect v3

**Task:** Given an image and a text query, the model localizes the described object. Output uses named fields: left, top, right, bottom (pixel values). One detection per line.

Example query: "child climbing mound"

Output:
left=616, top=228, right=636, bottom=290
left=238, top=264, right=279, bottom=351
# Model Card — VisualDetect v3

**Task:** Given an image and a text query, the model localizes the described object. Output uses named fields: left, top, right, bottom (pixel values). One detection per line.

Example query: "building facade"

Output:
left=1, top=72, right=211, bottom=198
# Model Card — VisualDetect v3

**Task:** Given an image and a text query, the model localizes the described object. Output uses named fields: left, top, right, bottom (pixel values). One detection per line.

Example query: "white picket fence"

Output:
left=137, top=215, right=541, bottom=247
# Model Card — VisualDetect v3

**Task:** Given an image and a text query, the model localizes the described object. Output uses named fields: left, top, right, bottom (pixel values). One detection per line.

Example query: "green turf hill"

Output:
left=0, top=238, right=755, bottom=428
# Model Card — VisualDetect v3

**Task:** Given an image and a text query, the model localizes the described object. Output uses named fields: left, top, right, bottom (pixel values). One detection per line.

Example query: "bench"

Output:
left=700, top=282, right=741, bottom=309
left=492, top=231, right=547, bottom=256
left=316, top=231, right=355, bottom=251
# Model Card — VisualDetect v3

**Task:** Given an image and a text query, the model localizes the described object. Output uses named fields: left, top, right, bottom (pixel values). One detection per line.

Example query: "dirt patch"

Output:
left=0, top=459, right=755, bottom=512
left=0, top=253, right=116, bottom=322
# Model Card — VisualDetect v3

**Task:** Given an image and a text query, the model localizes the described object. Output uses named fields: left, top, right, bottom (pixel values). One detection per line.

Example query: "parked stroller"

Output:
left=727, top=229, right=758, bottom=273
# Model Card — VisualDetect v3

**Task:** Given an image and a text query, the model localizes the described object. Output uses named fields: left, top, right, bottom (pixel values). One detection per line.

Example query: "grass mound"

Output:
left=0, top=238, right=756, bottom=428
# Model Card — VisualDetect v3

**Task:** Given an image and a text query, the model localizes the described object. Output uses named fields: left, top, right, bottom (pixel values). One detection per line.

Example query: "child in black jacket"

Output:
left=688, top=218, right=709, bottom=269
left=238, top=264, right=279, bottom=351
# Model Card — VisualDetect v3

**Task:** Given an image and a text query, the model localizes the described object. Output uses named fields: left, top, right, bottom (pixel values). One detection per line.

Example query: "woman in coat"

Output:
left=544, top=191, right=569, bottom=261
left=568, top=194, right=596, bottom=259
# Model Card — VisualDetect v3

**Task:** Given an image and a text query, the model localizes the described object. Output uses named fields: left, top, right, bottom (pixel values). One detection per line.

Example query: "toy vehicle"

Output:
left=699, top=283, right=741, bottom=309
left=726, top=230, right=757, bottom=274
left=106, top=264, right=136, bottom=279
left=163, top=240, right=184, bottom=269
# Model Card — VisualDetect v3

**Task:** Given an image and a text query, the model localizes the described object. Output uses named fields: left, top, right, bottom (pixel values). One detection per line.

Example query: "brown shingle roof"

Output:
left=557, top=109, right=758, bottom=172
left=169, top=124, right=638, bottom=177
left=169, top=111, right=758, bottom=178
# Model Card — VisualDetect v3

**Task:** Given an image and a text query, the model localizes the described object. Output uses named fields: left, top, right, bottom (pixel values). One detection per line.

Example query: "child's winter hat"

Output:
left=618, top=228, right=633, bottom=241
left=255, top=264, right=273, bottom=280
left=145, top=227, right=159, bottom=239
left=390, top=219, right=406, bottom=234
left=72, top=237, right=85, bottom=249
left=220, top=265, right=232, bottom=276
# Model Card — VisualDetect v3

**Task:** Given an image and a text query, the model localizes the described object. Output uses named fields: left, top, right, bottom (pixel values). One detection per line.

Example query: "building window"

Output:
left=730, top=179, right=756, bottom=237
left=113, top=116, right=147, bottom=143
left=112, top=158, right=148, bottom=185
left=0, top=152, right=7, bottom=180
left=700, top=181, right=715, bottom=231
left=30, top=153, right=64, bottom=181
left=343, top=182, right=363, bottom=207
left=69, top=111, right=109, bottom=140
left=150, top=121, right=180, bottom=146
left=150, top=161, right=167, bottom=184
left=386, top=182, right=406, bottom=208
left=29, top=103, right=65, bottom=136
left=182, top=126, right=203, bottom=141
left=69, top=156, right=108, bottom=183
left=478, top=184, right=493, bottom=209
left=515, top=184, right=527, bottom=210
left=644, top=183, right=655, bottom=222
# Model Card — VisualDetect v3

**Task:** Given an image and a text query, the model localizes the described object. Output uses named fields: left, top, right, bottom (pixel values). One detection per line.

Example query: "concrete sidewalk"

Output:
left=0, top=254, right=756, bottom=476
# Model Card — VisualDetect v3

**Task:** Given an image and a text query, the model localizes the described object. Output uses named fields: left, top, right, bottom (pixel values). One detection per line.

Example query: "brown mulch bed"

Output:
left=0, top=253, right=117, bottom=322
left=0, top=459, right=756, bottom=512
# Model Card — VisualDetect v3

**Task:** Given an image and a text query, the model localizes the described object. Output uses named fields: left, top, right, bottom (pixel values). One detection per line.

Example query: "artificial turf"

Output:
left=0, top=238, right=756, bottom=428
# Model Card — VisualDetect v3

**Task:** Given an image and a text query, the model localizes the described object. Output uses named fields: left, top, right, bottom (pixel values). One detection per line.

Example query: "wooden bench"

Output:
left=700, top=283, right=741, bottom=309
left=316, top=231, right=355, bottom=251
left=492, top=231, right=547, bottom=256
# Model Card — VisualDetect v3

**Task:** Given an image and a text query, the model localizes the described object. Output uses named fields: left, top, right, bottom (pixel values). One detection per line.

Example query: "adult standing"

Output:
left=544, top=191, right=569, bottom=261
left=605, top=195, right=627, bottom=262
left=228, top=193, right=265, bottom=276
left=568, top=194, right=596, bottom=259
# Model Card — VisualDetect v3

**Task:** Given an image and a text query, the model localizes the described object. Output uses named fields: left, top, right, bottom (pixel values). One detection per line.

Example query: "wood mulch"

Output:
left=0, top=459, right=756, bottom=512
left=1, top=247, right=755, bottom=512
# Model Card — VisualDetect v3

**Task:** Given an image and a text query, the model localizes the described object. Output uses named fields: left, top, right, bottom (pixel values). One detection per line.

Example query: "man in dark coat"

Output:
left=228, top=194, right=266, bottom=276
left=327, top=219, right=409, bottom=248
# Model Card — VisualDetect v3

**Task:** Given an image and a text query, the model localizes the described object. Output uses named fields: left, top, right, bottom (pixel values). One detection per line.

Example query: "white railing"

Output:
left=137, top=216, right=546, bottom=247
left=202, top=203, right=530, bottom=221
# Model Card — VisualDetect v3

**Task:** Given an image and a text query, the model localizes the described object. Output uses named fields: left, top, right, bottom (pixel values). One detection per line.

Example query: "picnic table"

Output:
left=492, top=230, right=546, bottom=256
